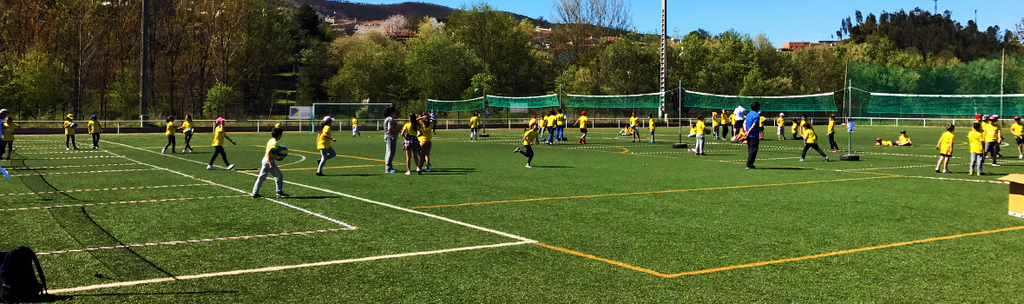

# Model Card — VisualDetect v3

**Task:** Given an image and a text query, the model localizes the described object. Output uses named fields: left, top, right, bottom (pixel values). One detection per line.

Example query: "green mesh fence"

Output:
left=866, top=93, right=1024, bottom=116
left=849, top=53, right=1024, bottom=116
left=683, top=91, right=838, bottom=112
left=426, top=97, right=485, bottom=113
left=486, top=94, right=560, bottom=108
left=311, top=103, right=393, bottom=124
left=564, top=93, right=664, bottom=108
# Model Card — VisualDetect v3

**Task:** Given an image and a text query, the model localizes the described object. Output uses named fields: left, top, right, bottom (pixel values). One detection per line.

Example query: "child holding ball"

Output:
left=252, top=128, right=287, bottom=198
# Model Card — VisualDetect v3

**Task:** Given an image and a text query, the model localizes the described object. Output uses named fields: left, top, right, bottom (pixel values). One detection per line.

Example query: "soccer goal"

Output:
left=310, top=103, right=393, bottom=132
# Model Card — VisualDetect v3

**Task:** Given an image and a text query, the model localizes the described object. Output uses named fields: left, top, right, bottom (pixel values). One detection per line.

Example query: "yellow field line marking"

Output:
left=241, top=164, right=377, bottom=173
left=411, top=176, right=895, bottom=209
left=619, top=147, right=629, bottom=154
left=538, top=226, right=1024, bottom=279
left=255, top=145, right=391, bottom=163
left=536, top=243, right=671, bottom=278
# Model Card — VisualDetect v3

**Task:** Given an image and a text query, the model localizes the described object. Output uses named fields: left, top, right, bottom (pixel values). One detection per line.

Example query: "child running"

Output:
left=207, top=117, right=236, bottom=170
left=3, top=116, right=17, bottom=160
left=251, top=127, right=288, bottom=198
left=63, top=114, right=79, bottom=150
left=418, top=113, right=435, bottom=172
left=351, top=115, right=360, bottom=137
left=316, top=116, right=337, bottom=176
left=800, top=122, right=829, bottom=162
left=935, top=124, right=955, bottom=173
left=401, top=113, right=422, bottom=175
left=88, top=115, right=101, bottom=149
left=469, top=112, right=481, bottom=140
left=969, top=123, right=985, bottom=175
left=573, top=111, right=589, bottom=144
left=648, top=114, right=656, bottom=143
left=512, top=123, right=539, bottom=168
left=162, top=116, right=177, bottom=154
left=181, top=115, right=194, bottom=153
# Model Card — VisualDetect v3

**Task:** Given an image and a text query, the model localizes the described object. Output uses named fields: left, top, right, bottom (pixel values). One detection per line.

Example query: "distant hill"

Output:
left=292, top=0, right=553, bottom=28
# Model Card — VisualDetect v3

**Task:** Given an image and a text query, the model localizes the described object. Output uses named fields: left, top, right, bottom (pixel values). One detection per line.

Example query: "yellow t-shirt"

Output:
left=211, top=125, right=225, bottom=146
left=317, top=125, right=332, bottom=150
left=402, top=122, right=416, bottom=137
left=63, top=121, right=75, bottom=135
left=939, top=131, right=954, bottom=155
left=878, top=140, right=894, bottom=146
left=648, top=118, right=656, bottom=131
left=728, top=114, right=735, bottom=123
left=984, top=123, right=1000, bottom=142
left=579, top=116, right=588, bottom=129
left=165, top=122, right=175, bottom=136
left=351, top=118, right=358, bottom=127
left=1012, top=123, right=1023, bottom=138
left=720, top=114, right=729, bottom=125
left=538, top=116, right=546, bottom=128
left=182, top=121, right=192, bottom=133
left=898, top=134, right=911, bottom=144
left=827, top=120, right=835, bottom=135
left=546, top=115, right=557, bottom=127
left=556, top=114, right=566, bottom=126
left=711, top=113, right=720, bottom=126
left=803, top=129, right=818, bottom=144
left=417, top=123, right=434, bottom=142
left=265, top=138, right=279, bottom=160
left=776, top=117, right=785, bottom=127
left=800, top=119, right=807, bottom=128
left=524, top=129, right=538, bottom=146
left=528, top=118, right=537, bottom=128
left=629, top=116, right=639, bottom=127
left=758, top=116, right=765, bottom=128
left=694, top=120, right=705, bottom=135
left=470, top=116, right=480, bottom=128
left=791, top=123, right=798, bottom=133
left=2, top=122, right=18, bottom=141
left=968, top=130, right=984, bottom=154
left=88, top=120, right=100, bottom=134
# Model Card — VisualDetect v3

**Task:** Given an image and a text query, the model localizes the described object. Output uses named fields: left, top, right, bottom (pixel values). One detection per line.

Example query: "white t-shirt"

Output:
left=734, top=106, right=746, bottom=121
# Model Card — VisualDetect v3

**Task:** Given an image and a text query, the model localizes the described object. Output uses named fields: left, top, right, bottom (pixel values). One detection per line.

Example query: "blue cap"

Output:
left=91, top=114, right=97, bottom=120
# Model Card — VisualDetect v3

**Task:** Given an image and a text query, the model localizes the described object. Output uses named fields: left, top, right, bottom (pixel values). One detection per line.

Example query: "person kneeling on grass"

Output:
left=935, top=124, right=955, bottom=173
left=686, top=123, right=697, bottom=137
left=896, top=131, right=913, bottom=146
left=513, top=123, right=539, bottom=168
left=800, top=122, right=829, bottom=162
left=252, top=128, right=288, bottom=199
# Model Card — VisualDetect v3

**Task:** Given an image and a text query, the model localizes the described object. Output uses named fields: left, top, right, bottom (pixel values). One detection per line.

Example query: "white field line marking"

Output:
left=732, top=156, right=804, bottom=162
left=0, top=184, right=211, bottom=197
left=2, top=195, right=248, bottom=211
left=35, top=155, right=122, bottom=160
left=48, top=240, right=533, bottom=294
left=903, top=175, right=1010, bottom=184
left=853, top=151, right=964, bottom=159
left=17, top=150, right=103, bottom=155
left=276, top=153, right=307, bottom=168
left=6, top=163, right=137, bottom=170
left=9, top=168, right=158, bottom=177
left=97, top=147, right=356, bottom=229
left=103, top=140, right=535, bottom=243
left=37, top=228, right=356, bottom=256
left=7, top=146, right=66, bottom=150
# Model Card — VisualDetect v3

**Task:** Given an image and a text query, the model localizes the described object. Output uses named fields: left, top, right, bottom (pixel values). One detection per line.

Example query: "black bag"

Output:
left=0, top=247, right=47, bottom=303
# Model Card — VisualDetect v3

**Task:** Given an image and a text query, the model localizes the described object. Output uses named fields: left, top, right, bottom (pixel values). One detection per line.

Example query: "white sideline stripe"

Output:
left=6, top=163, right=137, bottom=170
left=102, top=140, right=536, bottom=243
left=18, top=150, right=103, bottom=155
left=98, top=148, right=355, bottom=229
left=48, top=240, right=534, bottom=294
left=9, top=169, right=158, bottom=177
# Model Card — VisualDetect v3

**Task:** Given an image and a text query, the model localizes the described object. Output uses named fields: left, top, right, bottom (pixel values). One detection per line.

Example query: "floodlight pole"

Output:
left=659, top=0, right=667, bottom=119
left=1001, top=48, right=1005, bottom=118
left=678, top=80, right=682, bottom=143
left=139, top=0, right=149, bottom=126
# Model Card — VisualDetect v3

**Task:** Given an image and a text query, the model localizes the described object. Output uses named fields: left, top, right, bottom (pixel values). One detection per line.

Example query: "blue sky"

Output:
left=357, top=0, right=1023, bottom=46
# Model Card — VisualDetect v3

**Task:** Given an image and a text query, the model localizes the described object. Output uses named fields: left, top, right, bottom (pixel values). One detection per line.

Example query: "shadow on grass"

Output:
left=330, top=174, right=380, bottom=177
left=20, top=294, right=74, bottom=302
left=530, top=166, right=575, bottom=169
left=759, top=167, right=809, bottom=170
left=72, top=291, right=239, bottom=297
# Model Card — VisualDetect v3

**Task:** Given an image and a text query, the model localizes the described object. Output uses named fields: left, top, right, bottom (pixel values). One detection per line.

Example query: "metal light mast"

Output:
left=140, top=0, right=150, bottom=125
left=660, top=0, right=667, bottom=118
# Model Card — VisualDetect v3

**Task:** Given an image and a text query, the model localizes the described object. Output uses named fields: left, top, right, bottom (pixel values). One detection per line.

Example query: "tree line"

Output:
left=0, top=0, right=1021, bottom=120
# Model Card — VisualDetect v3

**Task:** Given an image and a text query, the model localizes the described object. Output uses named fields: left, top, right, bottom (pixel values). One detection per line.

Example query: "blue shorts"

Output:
left=1017, top=137, right=1023, bottom=145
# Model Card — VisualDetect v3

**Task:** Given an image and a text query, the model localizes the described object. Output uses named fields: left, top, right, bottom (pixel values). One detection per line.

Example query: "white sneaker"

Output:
left=207, top=165, right=215, bottom=170
left=405, top=171, right=411, bottom=175
left=525, top=164, right=532, bottom=168
left=800, top=158, right=805, bottom=162
left=227, top=164, right=235, bottom=170
left=1019, top=154, right=1023, bottom=159
left=161, top=148, right=166, bottom=154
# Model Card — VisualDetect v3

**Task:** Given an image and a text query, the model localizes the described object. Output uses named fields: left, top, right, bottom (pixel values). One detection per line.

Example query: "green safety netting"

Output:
left=311, top=103, right=393, bottom=122
left=564, top=93, right=664, bottom=108
left=426, top=97, right=485, bottom=112
left=485, top=94, right=560, bottom=108
left=683, top=91, right=838, bottom=112
left=866, top=93, right=1024, bottom=116
left=849, top=53, right=1024, bottom=116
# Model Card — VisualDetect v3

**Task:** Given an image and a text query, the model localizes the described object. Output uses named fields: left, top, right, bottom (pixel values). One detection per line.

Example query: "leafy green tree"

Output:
left=406, top=18, right=484, bottom=101
left=204, top=82, right=233, bottom=118
left=325, top=32, right=409, bottom=103
left=108, top=67, right=140, bottom=120
left=598, top=40, right=659, bottom=95
left=447, top=4, right=548, bottom=96
left=294, top=3, right=320, bottom=39
left=11, top=48, right=67, bottom=118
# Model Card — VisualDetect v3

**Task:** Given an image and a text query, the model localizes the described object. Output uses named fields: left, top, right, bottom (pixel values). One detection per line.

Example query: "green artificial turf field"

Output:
left=1, top=124, right=1022, bottom=302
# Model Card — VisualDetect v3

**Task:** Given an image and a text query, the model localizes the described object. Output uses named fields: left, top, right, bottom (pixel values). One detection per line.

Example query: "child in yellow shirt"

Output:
left=63, top=114, right=79, bottom=150
left=351, top=115, right=360, bottom=137
left=513, top=123, right=539, bottom=168
left=316, top=116, right=337, bottom=176
left=88, top=114, right=101, bottom=149
left=935, top=124, right=955, bottom=173
left=776, top=114, right=786, bottom=140
left=573, top=111, right=589, bottom=144
left=711, top=112, right=720, bottom=140
left=2, top=113, right=16, bottom=160
left=1012, top=116, right=1024, bottom=159
left=182, top=115, right=195, bottom=153
left=800, top=122, right=829, bottom=162
left=693, top=115, right=706, bottom=155
left=648, top=114, right=656, bottom=143
left=162, top=116, right=178, bottom=154
left=968, top=123, right=985, bottom=175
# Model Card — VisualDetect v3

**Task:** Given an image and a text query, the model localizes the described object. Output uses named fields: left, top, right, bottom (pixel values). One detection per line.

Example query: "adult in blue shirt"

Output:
left=744, top=102, right=761, bottom=169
